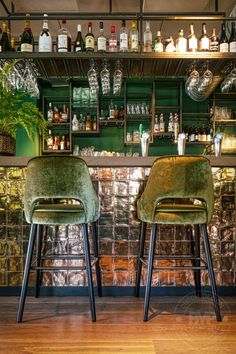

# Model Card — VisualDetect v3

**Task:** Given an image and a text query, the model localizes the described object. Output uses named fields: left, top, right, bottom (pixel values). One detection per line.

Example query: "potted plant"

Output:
left=0, top=60, right=48, bottom=155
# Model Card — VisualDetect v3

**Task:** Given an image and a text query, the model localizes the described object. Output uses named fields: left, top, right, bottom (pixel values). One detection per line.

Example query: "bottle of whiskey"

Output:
left=97, top=21, right=106, bottom=52
left=85, top=22, right=95, bottom=52
left=85, top=113, right=92, bottom=131
left=57, top=19, right=71, bottom=52
left=38, top=14, right=52, bottom=52
left=143, top=21, right=152, bottom=52
left=199, top=23, right=209, bottom=51
left=188, top=24, right=198, bottom=52
left=109, top=25, right=117, bottom=52
left=130, top=20, right=139, bottom=52
left=20, top=14, right=34, bottom=52
left=74, top=24, right=84, bottom=52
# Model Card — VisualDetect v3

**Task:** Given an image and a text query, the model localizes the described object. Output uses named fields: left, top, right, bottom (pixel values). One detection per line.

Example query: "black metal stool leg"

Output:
left=82, top=223, right=96, bottom=322
left=35, top=224, right=43, bottom=298
left=91, top=221, right=102, bottom=297
left=200, top=224, right=222, bottom=322
left=135, top=221, right=147, bottom=297
left=17, top=224, right=37, bottom=323
left=194, top=224, right=201, bottom=297
left=144, top=223, right=157, bottom=322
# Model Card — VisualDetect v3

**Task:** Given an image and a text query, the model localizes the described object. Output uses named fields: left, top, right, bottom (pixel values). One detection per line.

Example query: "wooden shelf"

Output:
left=71, top=130, right=99, bottom=137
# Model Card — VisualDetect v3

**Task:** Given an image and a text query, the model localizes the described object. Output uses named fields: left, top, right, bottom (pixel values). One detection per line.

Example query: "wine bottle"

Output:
left=20, top=14, right=34, bottom=52
left=38, top=14, right=52, bottom=52
left=229, top=22, right=236, bottom=53
left=210, top=28, right=219, bottom=52
left=219, top=23, right=229, bottom=53
left=85, top=22, right=94, bottom=52
left=199, top=23, right=209, bottom=51
left=188, top=23, right=198, bottom=52
left=176, top=29, right=187, bottom=52
left=74, top=24, right=84, bottom=52
left=119, top=20, right=128, bottom=52
left=143, top=21, right=152, bottom=52
left=57, top=19, right=71, bottom=52
left=0, top=21, right=10, bottom=52
left=130, top=20, right=139, bottom=52
left=108, top=25, right=117, bottom=52
left=97, top=22, right=106, bottom=52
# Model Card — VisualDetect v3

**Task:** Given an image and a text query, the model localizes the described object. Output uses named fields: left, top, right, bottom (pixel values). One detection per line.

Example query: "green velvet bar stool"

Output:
left=17, top=156, right=102, bottom=322
left=135, top=155, right=221, bottom=322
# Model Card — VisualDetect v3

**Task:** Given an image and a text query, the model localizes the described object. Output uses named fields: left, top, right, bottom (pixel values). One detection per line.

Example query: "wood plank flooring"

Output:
left=0, top=296, right=235, bottom=354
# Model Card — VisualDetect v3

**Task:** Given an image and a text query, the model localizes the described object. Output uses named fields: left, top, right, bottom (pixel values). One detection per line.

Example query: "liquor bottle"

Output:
left=159, top=113, right=165, bottom=132
left=61, top=104, right=68, bottom=122
left=92, top=116, right=97, bottom=131
left=176, top=29, right=187, bottom=52
left=79, top=114, right=84, bottom=130
left=85, top=22, right=94, bottom=52
left=38, top=14, right=52, bottom=52
left=199, top=23, right=209, bottom=51
left=173, top=113, right=179, bottom=141
left=72, top=113, right=79, bottom=131
left=119, top=20, right=128, bottom=52
left=229, top=22, right=236, bottom=53
left=109, top=100, right=115, bottom=118
left=130, top=20, right=139, bottom=52
left=20, top=14, right=34, bottom=52
left=46, top=129, right=53, bottom=150
left=85, top=113, right=92, bottom=131
left=59, top=135, right=65, bottom=150
left=47, top=102, right=53, bottom=123
left=143, top=21, right=152, bottom=52
left=219, top=23, right=229, bottom=53
left=57, top=19, right=71, bottom=52
left=97, top=22, right=106, bottom=52
left=53, top=107, right=60, bottom=123
left=153, top=115, right=160, bottom=133
left=168, top=113, right=174, bottom=132
left=109, top=25, right=117, bottom=52
left=154, top=30, right=164, bottom=52
left=0, top=21, right=10, bottom=52
left=10, top=37, right=16, bottom=51
left=210, top=28, right=219, bottom=52
left=74, top=24, right=84, bottom=52
left=165, top=36, right=176, bottom=52
left=188, top=23, right=198, bottom=52
left=52, top=135, right=59, bottom=150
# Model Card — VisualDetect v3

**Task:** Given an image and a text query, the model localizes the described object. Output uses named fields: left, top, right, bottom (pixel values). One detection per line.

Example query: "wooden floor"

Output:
left=0, top=296, right=235, bottom=354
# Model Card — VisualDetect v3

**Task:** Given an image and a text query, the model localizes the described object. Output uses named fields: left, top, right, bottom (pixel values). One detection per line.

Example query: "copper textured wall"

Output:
left=0, top=166, right=235, bottom=288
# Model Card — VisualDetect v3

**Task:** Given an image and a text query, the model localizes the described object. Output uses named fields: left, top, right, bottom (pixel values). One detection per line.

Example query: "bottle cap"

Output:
left=111, top=25, right=115, bottom=33
left=100, top=22, right=104, bottom=29
left=157, top=31, right=161, bottom=36
left=43, top=14, right=48, bottom=18
left=77, top=24, right=81, bottom=32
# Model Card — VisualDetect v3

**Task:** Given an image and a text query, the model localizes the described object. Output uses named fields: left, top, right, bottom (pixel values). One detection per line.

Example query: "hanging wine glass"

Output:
left=87, top=59, right=99, bottom=94
left=113, top=60, right=122, bottom=96
left=100, top=60, right=110, bottom=96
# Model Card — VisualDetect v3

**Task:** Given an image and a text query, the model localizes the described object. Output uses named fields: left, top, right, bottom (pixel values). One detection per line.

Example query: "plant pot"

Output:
left=0, top=132, right=16, bottom=156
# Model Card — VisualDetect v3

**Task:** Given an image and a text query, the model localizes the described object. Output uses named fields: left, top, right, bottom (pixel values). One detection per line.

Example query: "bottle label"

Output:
left=154, top=42, right=163, bottom=52
left=176, top=38, right=187, bottom=52
left=219, top=42, right=229, bottom=52
left=229, top=41, right=236, bottom=52
left=210, top=41, right=219, bottom=51
left=39, top=37, right=52, bottom=52
left=58, top=34, right=68, bottom=52
left=131, top=34, right=138, bottom=50
left=120, top=33, right=128, bottom=49
left=75, top=42, right=82, bottom=52
left=200, top=37, right=209, bottom=50
left=86, top=35, right=94, bottom=49
left=97, top=37, right=106, bottom=51
left=21, top=43, right=33, bottom=52
left=188, top=37, right=198, bottom=51
left=109, top=38, right=117, bottom=51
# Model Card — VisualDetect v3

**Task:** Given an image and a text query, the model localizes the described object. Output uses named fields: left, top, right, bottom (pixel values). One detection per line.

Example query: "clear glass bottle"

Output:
left=97, top=21, right=106, bottom=52
left=74, top=24, right=84, bottom=52
left=109, top=25, right=117, bottom=52
left=153, top=115, right=160, bottom=133
left=229, top=22, right=236, bottom=53
left=154, top=30, right=164, bottom=52
left=38, top=14, right=52, bottom=52
left=20, top=14, right=34, bottom=52
left=57, top=19, right=71, bottom=52
left=188, top=23, right=198, bottom=52
left=85, top=22, right=94, bottom=52
left=119, top=20, right=128, bottom=52
left=46, top=129, right=53, bottom=150
left=130, top=20, right=139, bottom=52
left=219, top=23, right=229, bottom=53
left=159, top=113, right=165, bottom=132
left=143, top=21, right=152, bottom=52
left=176, top=29, right=187, bottom=52
left=199, top=23, right=209, bottom=51
left=210, top=28, right=219, bottom=52
left=165, top=36, right=176, bottom=52
left=72, top=113, right=79, bottom=131
left=47, top=102, right=53, bottom=123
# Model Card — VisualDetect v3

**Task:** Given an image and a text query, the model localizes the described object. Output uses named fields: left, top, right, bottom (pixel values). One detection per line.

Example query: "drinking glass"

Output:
left=113, top=60, right=123, bottom=96
left=197, top=69, right=213, bottom=93
left=100, top=61, right=110, bottom=96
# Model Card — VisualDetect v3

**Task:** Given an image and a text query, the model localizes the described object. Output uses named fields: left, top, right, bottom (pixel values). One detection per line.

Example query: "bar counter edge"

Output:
left=1, top=155, right=236, bottom=168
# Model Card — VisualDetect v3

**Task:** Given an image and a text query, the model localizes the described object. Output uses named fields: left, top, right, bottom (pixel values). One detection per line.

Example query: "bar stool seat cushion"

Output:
left=137, top=156, right=213, bottom=224
left=24, top=156, right=100, bottom=225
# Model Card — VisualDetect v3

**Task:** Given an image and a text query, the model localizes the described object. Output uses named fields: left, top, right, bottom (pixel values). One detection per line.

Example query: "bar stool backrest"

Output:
left=24, top=156, right=99, bottom=224
left=138, top=156, right=214, bottom=223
